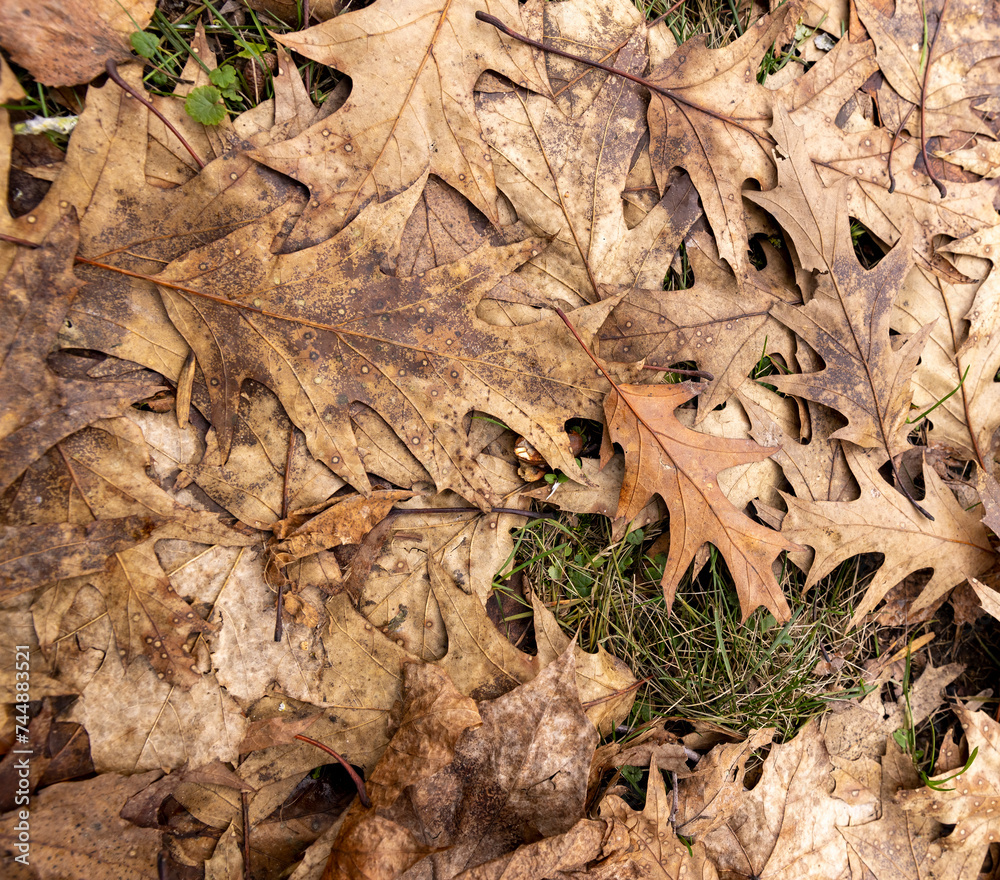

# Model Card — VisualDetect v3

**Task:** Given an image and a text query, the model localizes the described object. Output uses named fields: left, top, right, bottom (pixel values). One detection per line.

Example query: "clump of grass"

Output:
left=497, top=515, right=877, bottom=741
left=638, top=0, right=753, bottom=48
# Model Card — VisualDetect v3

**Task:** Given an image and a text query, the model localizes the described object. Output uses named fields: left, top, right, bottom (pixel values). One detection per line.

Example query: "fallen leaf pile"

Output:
left=2, top=0, right=1000, bottom=875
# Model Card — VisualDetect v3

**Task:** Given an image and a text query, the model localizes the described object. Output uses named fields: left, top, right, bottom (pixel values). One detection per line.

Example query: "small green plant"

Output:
left=892, top=649, right=980, bottom=790
left=184, top=66, right=240, bottom=125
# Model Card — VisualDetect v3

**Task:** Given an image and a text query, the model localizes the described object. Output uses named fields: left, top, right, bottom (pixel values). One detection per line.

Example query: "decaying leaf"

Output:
left=645, top=3, right=797, bottom=282
left=0, top=1, right=154, bottom=87
left=325, top=645, right=597, bottom=879
left=782, top=444, right=994, bottom=625
left=746, top=108, right=930, bottom=463
left=0, top=771, right=162, bottom=879
left=599, top=223, right=799, bottom=419
left=603, top=382, right=796, bottom=622
left=4, top=1, right=1000, bottom=876
left=478, top=23, right=699, bottom=304
left=856, top=0, right=1000, bottom=139
left=588, top=756, right=719, bottom=879
left=252, top=0, right=549, bottom=246
left=156, top=185, right=622, bottom=508
left=0, top=216, right=161, bottom=496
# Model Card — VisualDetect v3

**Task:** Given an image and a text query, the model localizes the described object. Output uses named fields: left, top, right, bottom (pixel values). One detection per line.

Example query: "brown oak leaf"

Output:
left=0, top=215, right=161, bottom=496
left=602, top=382, right=796, bottom=622
left=251, top=0, right=549, bottom=248
left=856, top=0, right=1000, bottom=139
left=156, top=187, right=620, bottom=508
left=477, top=25, right=700, bottom=304
left=645, top=3, right=797, bottom=282
left=781, top=444, right=994, bottom=626
left=746, top=108, right=931, bottom=463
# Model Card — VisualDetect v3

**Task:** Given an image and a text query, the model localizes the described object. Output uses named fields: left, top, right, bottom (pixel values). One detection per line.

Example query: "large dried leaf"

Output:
left=478, top=26, right=699, bottom=304
left=252, top=0, right=549, bottom=247
left=0, top=0, right=154, bottom=87
left=325, top=645, right=597, bottom=879
left=599, top=224, right=799, bottom=420
left=782, top=444, right=994, bottom=625
left=66, top=641, right=248, bottom=773
left=0, top=216, right=160, bottom=495
left=602, top=382, right=795, bottom=622
left=856, top=0, right=1000, bottom=138
left=3, top=418, right=251, bottom=686
left=0, top=771, right=162, bottom=879
left=156, top=188, right=619, bottom=507
left=747, top=108, right=930, bottom=462
left=645, top=4, right=798, bottom=281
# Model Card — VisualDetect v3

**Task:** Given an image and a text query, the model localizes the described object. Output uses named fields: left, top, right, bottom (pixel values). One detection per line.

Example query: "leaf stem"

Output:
left=294, top=734, right=372, bottom=808
left=475, top=12, right=775, bottom=146
left=105, top=60, right=206, bottom=170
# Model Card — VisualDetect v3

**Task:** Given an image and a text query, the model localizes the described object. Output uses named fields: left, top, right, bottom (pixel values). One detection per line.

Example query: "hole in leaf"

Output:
left=849, top=218, right=888, bottom=268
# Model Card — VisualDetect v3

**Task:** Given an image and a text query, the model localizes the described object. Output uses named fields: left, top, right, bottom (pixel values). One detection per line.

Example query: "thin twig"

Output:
left=917, top=0, right=949, bottom=197
left=273, top=429, right=296, bottom=643
left=240, top=790, right=252, bottom=880
left=104, top=60, right=206, bottom=170
left=647, top=0, right=689, bottom=30
left=642, top=364, right=714, bottom=380
left=476, top=12, right=775, bottom=146
left=886, top=103, right=916, bottom=194
left=294, top=733, right=372, bottom=808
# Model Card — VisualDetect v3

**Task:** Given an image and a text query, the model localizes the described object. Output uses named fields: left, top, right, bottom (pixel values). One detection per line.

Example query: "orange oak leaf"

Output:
left=602, top=382, right=796, bottom=622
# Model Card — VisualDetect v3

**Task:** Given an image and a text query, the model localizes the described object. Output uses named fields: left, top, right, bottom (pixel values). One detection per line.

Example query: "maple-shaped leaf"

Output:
left=0, top=215, right=161, bottom=496
left=856, top=0, right=1000, bottom=139
left=746, top=108, right=931, bottom=462
left=775, top=36, right=998, bottom=277
left=782, top=444, right=994, bottom=627
left=599, top=222, right=798, bottom=420
left=645, top=3, right=797, bottom=282
left=251, top=0, right=549, bottom=248
left=896, top=706, right=1000, bottom=855
left=602, top=382, right=796, bottom=622
left=477, top=25, right=700, bottom=304
left=156, top=188, right=617, bottom=508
